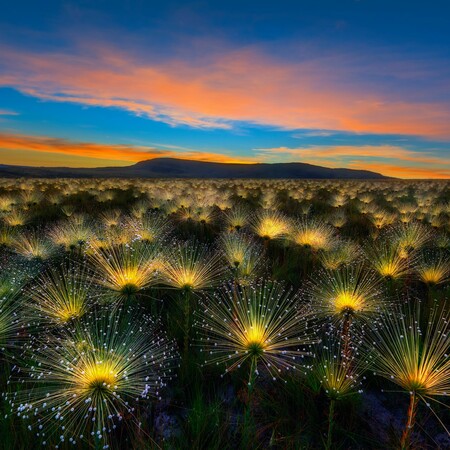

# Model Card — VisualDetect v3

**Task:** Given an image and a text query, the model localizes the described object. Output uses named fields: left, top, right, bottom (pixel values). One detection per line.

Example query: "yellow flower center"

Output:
left=115, top=269, right=142, bottom=293
left=178, top=270, right=197, bottom=289
left=420, top=268, right=444, bottom=284
left=81, top=361, right=117, bottom=392
left=334, top=291, right=363, bottom=313
left=57, top=302, right=82, bottom=322
left=259, top=219, right=287, bottom=239
left=379, top=262, right=398, bottom=278
left=296, top=231, right=326, bottom=249
left=244, top=325, right=267, bottom=356
left=401, top=370, right=429, bottom=392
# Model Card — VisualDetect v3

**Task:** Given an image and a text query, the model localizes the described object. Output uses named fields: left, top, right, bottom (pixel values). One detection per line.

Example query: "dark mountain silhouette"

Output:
left=0, top=158, right=388, bottom=179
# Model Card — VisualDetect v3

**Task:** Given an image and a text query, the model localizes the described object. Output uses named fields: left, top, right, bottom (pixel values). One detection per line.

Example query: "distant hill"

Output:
left=0, top=158, right=388, bottom=179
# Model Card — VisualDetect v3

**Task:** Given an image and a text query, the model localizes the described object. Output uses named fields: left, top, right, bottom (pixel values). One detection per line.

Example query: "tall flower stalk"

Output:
left=362, top=302, right=450, bottom=448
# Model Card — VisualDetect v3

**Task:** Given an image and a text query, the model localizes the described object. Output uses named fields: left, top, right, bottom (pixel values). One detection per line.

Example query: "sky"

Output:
left=0, top=0, right=449, bottom=178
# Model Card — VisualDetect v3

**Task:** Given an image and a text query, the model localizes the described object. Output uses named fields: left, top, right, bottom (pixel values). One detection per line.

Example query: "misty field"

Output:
left=0, top=178, right=449, bottom=450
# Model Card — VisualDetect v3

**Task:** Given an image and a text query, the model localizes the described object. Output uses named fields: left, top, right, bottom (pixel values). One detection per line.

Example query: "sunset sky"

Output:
left=0, top=0, right=449, bottom=178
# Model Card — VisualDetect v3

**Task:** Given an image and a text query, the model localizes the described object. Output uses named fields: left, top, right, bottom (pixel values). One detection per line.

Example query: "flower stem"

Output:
left=400, top=392, right=419, bottom=449
left=326, top=398, right=335, bottom=450
left=242, top=357, right=258, bottom=445
left=341, top=314, right=352, bottom=360
left=183, top=289, right=191, bottom=357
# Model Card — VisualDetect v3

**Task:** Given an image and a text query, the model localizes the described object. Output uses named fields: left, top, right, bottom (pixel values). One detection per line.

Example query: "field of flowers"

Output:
left=0, top=178, right=449, bottom=449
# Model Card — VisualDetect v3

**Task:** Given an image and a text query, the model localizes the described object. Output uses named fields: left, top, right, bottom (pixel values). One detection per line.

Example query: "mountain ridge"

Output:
left=0, top=158, right=389, bottom=179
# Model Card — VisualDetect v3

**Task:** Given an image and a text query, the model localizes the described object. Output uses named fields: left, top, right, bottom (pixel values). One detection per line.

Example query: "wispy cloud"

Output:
left=292, top=130, right=340, bottom=138
left=1, top=42, right=449, bottom=138
left=0, top=109, right=19, bottom=116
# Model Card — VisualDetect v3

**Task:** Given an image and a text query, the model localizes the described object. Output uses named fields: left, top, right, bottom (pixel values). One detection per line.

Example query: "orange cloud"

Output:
left=1, top=44, right=449, bottom=138
left=347, top=161, right=450, bottom=179
left=0, top=132, right=254, bottom=167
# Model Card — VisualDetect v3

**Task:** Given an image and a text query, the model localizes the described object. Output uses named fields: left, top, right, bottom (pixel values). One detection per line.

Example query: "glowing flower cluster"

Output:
left=365, top=241, right=413, bottom=280
left=416, top=253, right=449, bottom=285
left=7, top=308, right=178, bottom=447
left=196, top=281, right=318, bottom=379
left=252, top=210, right=291, bottom=241
left=12, top=229, right=54, bottom=260
left=290, top=218, right=334, bottom=251
left=28, top=263, right=94, bottom=324
left=307, top=265, right=383, bottom=321
left=312, top=335, right=367, bottom=400
left=89, top=241, right=161, bottom=297
left=162, top=241, right=224, bottom=291
left=220, top=232, right=265, bottom=285
left=364, top=303, right=450, bottom=397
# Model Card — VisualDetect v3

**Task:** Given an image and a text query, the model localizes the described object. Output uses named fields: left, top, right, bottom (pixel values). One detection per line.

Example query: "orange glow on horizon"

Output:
left=256, top=145, right=450, bottom=179
left=1, top=132, right=448, bottom=179
left=347, top=161, right=450, bottom=179
left=0, top=132, right=255, bottom=167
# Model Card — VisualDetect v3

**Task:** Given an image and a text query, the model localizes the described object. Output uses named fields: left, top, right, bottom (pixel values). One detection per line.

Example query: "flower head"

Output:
left=7, top=307, right=178, bottom=447
left=196, top=281, right=318, bottom=379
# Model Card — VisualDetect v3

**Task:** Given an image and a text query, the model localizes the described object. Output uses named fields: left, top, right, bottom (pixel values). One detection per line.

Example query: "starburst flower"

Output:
left=319, top=240, right=361, bottom=270
left=0, top=225, right=16, bottom=247
left=306, top=265, right=383, bottom=323
left=27, top=263, right=94, bottom=325
left=7, top=308, right=178, bottom=447
left=196, top=281, right=318, bottom=381
left=328, top=209, right=347, bottom=229
left=416, top=253, right=449, bottom=285
left=2, top=208, right=29, bottom=227
left=99, top=209, right=122, bottom=228
left=312, top=334, right=367, bottom=449
left=220, top=232, right=265, bottom=285
left=162, top=241, right=224, bottom=291
left=364, top=241, right=413, bottom=280
left=0, top=195, right=15, bottom=212
left=46, top=193, right=62, bottom=206
left=223, top=204, right=251, bottom=231
left=362, top=302, right=450, bottom=446
left=126, top=212, right=171, bottom=243
left=176, top=206, right=195, bottom=222
left=21, top=189, right=44, bottom=206
left=391, top=222, right=432, bottom=257
left=130, top=200, right=150, bottom=219
left=50, top=216, right=95, bottom=251
left=369, top=209, right=397, bottom=230
left=11, top=229, right=55, bottom=260
left=252, top=210, right=291, bottom=242
left=194, top=206, right=217, bottom=225
left=312, top=335, right=366, bottom=400
left=290, top=218, right=334, bottom=251
left=358, top=193, right=373, bottom=205
left=89, top=241, right=161, bottom=298
left=330, top=194, right=347, bottom=208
